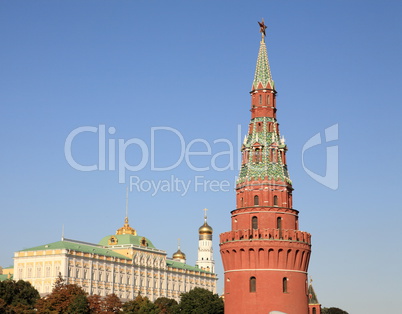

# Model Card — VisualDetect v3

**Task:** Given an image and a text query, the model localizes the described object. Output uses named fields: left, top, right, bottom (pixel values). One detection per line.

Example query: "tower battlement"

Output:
left=220, top=229, right=311, bottom=245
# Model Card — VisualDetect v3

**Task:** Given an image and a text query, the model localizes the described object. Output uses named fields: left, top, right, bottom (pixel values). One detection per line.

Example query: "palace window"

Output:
left=250, top=276, right=256, bottom=292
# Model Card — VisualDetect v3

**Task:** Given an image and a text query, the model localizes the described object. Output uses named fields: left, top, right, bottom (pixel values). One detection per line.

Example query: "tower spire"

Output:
left=252, top=19, right=274, bottom=91
left=125, top=186, right=129, bottom=223
left=116, top=188, right=137, bottom=236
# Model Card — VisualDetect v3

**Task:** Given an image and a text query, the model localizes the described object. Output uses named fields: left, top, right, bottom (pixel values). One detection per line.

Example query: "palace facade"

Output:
left=13, top=215, right=217, bottom=302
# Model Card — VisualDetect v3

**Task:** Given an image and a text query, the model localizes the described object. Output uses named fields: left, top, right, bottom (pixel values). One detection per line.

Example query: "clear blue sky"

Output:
left=1, top=1, right=402, bottom=313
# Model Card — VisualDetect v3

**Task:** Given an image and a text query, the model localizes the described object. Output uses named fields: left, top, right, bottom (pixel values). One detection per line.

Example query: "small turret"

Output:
left=308, top=279, right=322, bottom=314
left=172, top=239, right=186, bottom=263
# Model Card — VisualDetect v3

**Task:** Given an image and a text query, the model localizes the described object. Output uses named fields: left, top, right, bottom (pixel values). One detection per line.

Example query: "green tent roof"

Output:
left=308, top=284, right=320, bottom=304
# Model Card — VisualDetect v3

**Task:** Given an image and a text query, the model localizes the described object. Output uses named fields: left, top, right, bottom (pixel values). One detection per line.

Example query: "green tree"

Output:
left=122, top=293, right=159, bottom=313
left=322, top=307, right=349, bottom=314
left=103, top=293, right=122, bottom=313
left=178, top=287, right=223, bottom=314
left=35, top=274, right=89, bottom=313
left=0, top=279, right=40, bottom=312
left=154, top=297, right=178, bottom=314
left=68, top=294, right=90, bottom=313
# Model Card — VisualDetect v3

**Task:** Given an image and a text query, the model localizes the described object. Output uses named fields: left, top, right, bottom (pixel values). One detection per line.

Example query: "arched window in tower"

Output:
left=274, top=195, right=278, bottom=206
left=259, top=94, right=262, bottom=105
left=250, top=276, right=256, bottom=292
left=313, top=308, right=317, bottom=314
left=254, top=148, right=261, bottom=163
left=277, top=217, right=282, bottom=229
left=267, top=94, right=270, bottom=105
left=244, top=150, right=249, bottom=163
left=283, top=277, right=288, bottom=293
left=240, top=197, right=244, bottom=207
left=252, top=216, right=258, bottom=229
left=254, top=195, right=259, bottom=206
left=257, top=122, right=262, bottom=132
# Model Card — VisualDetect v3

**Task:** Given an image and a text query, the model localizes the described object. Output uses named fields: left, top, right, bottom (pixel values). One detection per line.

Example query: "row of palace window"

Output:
left=23, top=265, right=59, bottom=278
left=249, top=276, right=288, bottom=293
left=251, top=216, right=282, bottom=230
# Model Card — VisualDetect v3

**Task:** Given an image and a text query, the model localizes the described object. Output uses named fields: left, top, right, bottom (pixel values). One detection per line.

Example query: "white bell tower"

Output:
left=196, top=208, right=215, bottom=273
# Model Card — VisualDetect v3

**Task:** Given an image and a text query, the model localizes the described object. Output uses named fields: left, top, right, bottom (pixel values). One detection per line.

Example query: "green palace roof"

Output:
left=98, top=234, right=156, bottom=249
left=166, top=260, right=214, bottom=274
left=0, top=274, right=11, bottom=281
left=19, top=240, right=130, bottom=260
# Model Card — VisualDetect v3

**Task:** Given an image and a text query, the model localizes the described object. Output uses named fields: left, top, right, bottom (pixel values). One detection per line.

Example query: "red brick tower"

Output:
left=220, top=20, right=312, bottom=314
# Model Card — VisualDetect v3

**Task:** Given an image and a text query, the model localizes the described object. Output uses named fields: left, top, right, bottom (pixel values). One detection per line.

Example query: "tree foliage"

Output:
left=0, top=279, right=40, bottom=313
left=0, top=276, right=224, bottom=314
left=122, top=293, right=159, bottom=313
left=322, top=307, right=349, bottom=314
left=68, top=294, right=90, bottom=313
left=103, top=293, right=122, bottom=313
left=35, top=274, right=89, bottom=313
left=177, top=287, right=223, bottom=314
left=154, top=297, right=178, bottom=314
left=88, top=294, right=103, bottom=313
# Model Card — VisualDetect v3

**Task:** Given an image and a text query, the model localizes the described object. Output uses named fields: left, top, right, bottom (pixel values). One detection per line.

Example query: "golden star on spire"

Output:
left=258, top=19, right=267, bottom=37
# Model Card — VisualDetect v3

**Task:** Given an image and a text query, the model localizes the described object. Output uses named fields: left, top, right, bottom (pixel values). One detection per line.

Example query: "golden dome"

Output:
left=173, top=249, right=186, bottom=260
left=116, top=217, right=137, bottom=236
left=199, top=221, right=213, bottom=235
